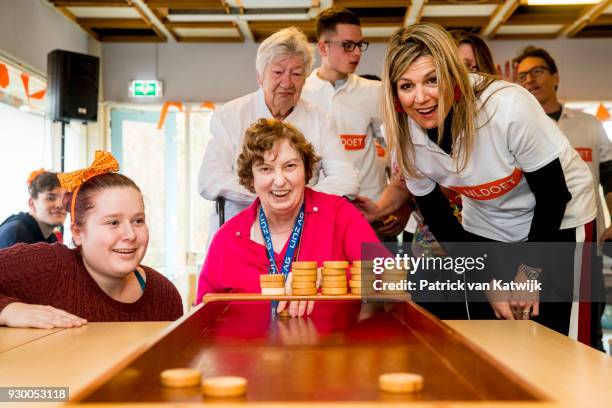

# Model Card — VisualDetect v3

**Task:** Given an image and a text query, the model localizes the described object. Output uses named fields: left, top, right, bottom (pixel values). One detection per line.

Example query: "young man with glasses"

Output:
left=516, top=46, right=611, bottom=350
left=302, top=7, right=408, bottom=239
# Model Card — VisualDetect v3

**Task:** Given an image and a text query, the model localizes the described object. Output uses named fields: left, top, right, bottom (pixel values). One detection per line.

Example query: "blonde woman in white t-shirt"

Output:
left=357, top=23, right=599, bottom=346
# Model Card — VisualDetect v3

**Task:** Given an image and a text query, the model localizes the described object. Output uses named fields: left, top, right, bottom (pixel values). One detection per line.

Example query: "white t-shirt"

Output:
left=302, top=71, right=388, bottom=200
left=558, top=106, right=612, bottom=240
left=198, top=88, right=359, bottom=206
left=403, top=78, right=596, bottom=242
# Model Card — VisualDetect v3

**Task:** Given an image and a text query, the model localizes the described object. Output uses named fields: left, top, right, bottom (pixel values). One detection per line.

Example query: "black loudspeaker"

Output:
left=47, top=50, right=100, bottom=123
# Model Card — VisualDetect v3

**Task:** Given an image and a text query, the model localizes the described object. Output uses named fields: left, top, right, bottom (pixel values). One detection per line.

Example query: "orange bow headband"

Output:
left=26, top=168, right=47, bottom=185
left=58, top=150, right=119, bottom=220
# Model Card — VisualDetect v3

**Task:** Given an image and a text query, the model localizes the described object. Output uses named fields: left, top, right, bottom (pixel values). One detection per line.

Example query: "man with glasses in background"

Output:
left=302, top=6, right=409, bottom=240
left=515, top=46, right=611, bottom=350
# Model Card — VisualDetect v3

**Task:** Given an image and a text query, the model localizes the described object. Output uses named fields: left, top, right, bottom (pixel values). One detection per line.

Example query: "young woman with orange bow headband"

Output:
left=0, top=151, right=182, bottom=329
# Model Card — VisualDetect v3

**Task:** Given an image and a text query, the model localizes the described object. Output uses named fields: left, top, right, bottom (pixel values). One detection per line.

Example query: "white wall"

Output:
left=102, top=36, right=612, bottom=103
left=0, top=0, right=89, bottom=74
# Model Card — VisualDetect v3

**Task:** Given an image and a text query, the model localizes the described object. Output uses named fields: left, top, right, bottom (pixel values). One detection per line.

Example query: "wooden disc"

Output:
left=291, top=261, right=318, bottom=270
left=292, top=274, right=317, bottom=282
left=321, top=281, right=348, bottom=288
left=202, top=376, right=247, bottom=398
left=352, top=260, right=374, bottom=269
left=349, top=280, right=363, bottom=288
left=259, top=281, right=285, bottom=288
left=321, top=288, right=348, bottom=295
left=292, top=288, right=318, bottom=296
left=292, top=268, right=317, bottom=276
left=321, top=268, right=346, bottom=276
left=323, top=261, right=349, bottom=269
left=291, top=281, right=317, bottom=289
left=259, top=274, right=285, bottom=282
left=160, top=368, right=201, bottom=388
left=378, top=373, right=423, bottom=393
left=321, top=274, right=346, bottom=282
left=260, top=287, right=286, bottom=295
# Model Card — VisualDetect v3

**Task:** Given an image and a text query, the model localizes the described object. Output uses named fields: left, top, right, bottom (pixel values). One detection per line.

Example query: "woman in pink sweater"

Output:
left=0, top=151, right=182, bottom=329
left=197, top=119, right=380, bottom=317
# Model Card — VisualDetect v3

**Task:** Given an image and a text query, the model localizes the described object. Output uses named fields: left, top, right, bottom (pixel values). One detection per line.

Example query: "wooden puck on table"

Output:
left=160, top=368, right=201, bottom=388
left=202, top=376, right=247, bottom=398
left=378, top=373, right=423, bottom=393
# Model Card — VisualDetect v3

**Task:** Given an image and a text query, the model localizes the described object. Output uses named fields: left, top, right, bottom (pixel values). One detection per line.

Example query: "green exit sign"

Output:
left=129, top=80, right=163, bottom=98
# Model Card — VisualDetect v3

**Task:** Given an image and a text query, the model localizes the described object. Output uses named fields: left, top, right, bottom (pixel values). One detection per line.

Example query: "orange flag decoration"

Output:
left=596, top=103, right=611, bottom=122
left=200, top=101, right=216, bottom=110
left=21, top=73, right=46, bottom=103
left=0, top=63, right=8, bottom=88
left=157, top=102, right=184, bottom=129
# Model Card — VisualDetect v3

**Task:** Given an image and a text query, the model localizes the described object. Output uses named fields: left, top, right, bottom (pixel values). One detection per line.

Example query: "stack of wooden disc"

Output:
left=349, top=260, right=375, bottom=295
left=259, top=274, right=285, bottom=295
left=321, top=261, right=348, bottom=295
left=291, top=261, right=318, bottom=296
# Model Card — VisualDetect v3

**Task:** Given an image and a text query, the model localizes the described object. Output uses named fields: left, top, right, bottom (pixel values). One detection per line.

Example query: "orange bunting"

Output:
left=157, top=102, right=183, bottom=129
left=596, top=103, right=611, bottom=122
left=26, top=168, right=47, bottom=185
left=200, top=101, right=216, bottom=110
left=0, top=63, right=8, bottom=88
left=21, top=73, right=46, bottom=103
left=58, top=151, right=119, bottom=218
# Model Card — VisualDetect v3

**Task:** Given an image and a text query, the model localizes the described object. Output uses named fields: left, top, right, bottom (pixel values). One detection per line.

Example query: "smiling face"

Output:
left=252, top=139, right=306, bottom=219
left=28, top=186, right=67, bottom=228
left=319, top=23, right=363, bottom=75
left=396, top=55, right=451, bottom=130
left=258, top=54, right=306, bottom=118
left=516, top=56, right=559, bottom=107
left=72, top=187, right=148, bottom=281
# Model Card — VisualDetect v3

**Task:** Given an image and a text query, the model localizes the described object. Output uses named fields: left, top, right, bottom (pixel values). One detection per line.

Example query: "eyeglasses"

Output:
left=324, top=40, right=369, bottom=52
left=516, top=66, right=550, bottom=83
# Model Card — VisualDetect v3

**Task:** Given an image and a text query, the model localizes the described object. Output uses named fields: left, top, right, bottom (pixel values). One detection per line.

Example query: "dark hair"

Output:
left=67, top=173, right=141, bottom=227
left=29, top=172, right=60, bottom=199
left=514, top=46, right=558, bottom=74
left=449, top=30, right=497, bottom=76
left=316, top=6, right=360, bottom=39
left=237, top=119, right=320, bottom=194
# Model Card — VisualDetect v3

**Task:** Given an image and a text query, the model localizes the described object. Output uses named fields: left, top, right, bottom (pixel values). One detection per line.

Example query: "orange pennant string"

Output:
left=596, top=103, right=611, bottom=122
left=199, top=101, right=216, bottom=110
left=0, top=63, right=8, bottom=88
left=20, top=72, right=47, bottom=103
left=157, top=102, right=184, bottom=129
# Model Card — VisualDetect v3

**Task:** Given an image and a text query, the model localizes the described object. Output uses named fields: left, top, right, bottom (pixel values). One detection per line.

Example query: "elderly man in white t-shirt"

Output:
left=198, top=27, right=359, bottom=239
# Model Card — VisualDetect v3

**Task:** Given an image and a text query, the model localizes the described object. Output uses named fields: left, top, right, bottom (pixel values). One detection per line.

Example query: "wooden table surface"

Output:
left=1, top=314, right=611, bottom=407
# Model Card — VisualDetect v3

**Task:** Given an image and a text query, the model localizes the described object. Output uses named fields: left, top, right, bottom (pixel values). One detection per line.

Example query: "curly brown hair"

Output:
left=237, top=119, right=320, bottom=193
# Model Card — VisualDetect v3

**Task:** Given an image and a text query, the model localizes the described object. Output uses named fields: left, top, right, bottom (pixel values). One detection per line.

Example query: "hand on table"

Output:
left=509, top=266, right=540, bottom=320
left=277, top=268, right=322, bottom=318
left=0, top=302, right=87, bottom=329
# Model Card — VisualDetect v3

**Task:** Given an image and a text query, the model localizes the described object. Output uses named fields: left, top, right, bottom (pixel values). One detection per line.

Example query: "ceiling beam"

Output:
left=49, top=1, right=130, bottom=6
left=78, top=18, right=149, bottom=28
left=404, top=0, right=426, bottom=27
left=481, top=0, right=520, bottom=38
left=564, top=0, right=612, bottom=38
left=129, top=0, right=172, bottom=41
